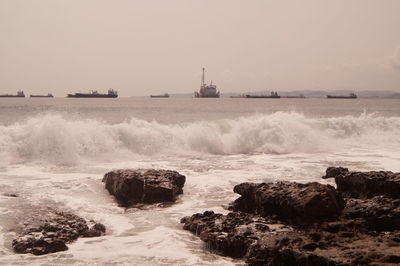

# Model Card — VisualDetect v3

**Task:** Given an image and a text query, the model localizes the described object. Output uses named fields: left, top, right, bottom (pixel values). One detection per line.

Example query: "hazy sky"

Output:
left=1, top=0, right=400, bottom=96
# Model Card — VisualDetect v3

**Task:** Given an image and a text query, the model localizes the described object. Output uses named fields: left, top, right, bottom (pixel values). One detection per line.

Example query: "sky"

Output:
left=0, top=0, right=400, bottom=96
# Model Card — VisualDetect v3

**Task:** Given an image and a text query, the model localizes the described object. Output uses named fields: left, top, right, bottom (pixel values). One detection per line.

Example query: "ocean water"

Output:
left=0, top=98, right=400, bottom=265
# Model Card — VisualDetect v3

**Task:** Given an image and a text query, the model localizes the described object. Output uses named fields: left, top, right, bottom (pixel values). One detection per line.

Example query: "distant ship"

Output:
left=67, top=89, right=118, bottom=98
left=194, top=68, right=220, bottom=98
left=0, top=90, right=25, bottom=98
left=326, top=93, right=357, bottom=99
left=30, top=93, right=54, bottom=98
left=245, top=91, right=280, bottom=98
left=150, top=93, right=170, bottom=98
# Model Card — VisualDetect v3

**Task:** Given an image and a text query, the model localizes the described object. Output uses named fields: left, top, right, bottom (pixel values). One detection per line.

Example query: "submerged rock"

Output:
left=102, top=169, right=186, bottom=207
left=231, top=181, right=345, bottom=224
left=12, top=211, right=105, bottom=255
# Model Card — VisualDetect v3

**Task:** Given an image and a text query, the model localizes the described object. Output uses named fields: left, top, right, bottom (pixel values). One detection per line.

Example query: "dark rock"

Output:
left=181, top=210, right=400, bottom=266
left=342, top=196, right=400, bottom=231
left=2, top=193, right=18, bottom=197
left=83, top=223, right=106, bottom=237
left=231, top=181, right=345, bottom=224
left=333, top=169, right=400, bottom=199
left=102, top=169, right=186, bottom=207
left=322, top=166, right=349, bottom=179
left=12, top=211, right=105, bottom=255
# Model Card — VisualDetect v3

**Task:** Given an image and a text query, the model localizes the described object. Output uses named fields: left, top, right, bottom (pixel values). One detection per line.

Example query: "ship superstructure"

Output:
left=194, top=68, right=220, bottom=98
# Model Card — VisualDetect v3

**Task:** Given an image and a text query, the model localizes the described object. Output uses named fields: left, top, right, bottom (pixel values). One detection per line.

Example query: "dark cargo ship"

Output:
left=0, top=90, right=25, bottom=98
left=245, top=91, right=280, bottom=98
left=194, top=68, right=220, bottom=98
left=326, top=93, right=357, bottom=99
left=67, top=89, right=118, bottom=98
left=30, top=93, right=54, bottom=98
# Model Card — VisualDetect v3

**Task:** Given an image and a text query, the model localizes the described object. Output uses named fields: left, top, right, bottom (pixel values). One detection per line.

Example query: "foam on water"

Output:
left=1, top=111, right=399, bottom=166
left=1, top=110, right=400, bottom=265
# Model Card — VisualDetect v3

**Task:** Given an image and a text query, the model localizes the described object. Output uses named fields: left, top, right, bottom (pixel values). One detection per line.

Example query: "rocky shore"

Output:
left=12, top=210, right=105, bottom=255
left=181, top=167, right=400, bottom=265
left=9, top=168, right=186, bottom=256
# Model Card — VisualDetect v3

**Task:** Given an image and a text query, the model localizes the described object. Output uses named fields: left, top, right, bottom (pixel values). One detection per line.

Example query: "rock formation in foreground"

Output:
left=12, top=210, right=106, bottom=255
left=103, top=169, right=186, bottom=207
left=181, top=168, right=400, bottom=265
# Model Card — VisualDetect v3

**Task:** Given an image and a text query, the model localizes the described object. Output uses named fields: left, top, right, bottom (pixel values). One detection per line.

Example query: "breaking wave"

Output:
left=1, top=112, right=399, bottom=165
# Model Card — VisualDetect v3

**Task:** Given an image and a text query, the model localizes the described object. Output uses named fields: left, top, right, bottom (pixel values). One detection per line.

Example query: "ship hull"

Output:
left=30, top=95, right=54, bottom=98
left=194, top=95, right=220, bottom=98
left=0, top=95, right=25, bottom=98
left=326, top=96, right=357, bottom=99
left=67, top=94, right=117, bottom=98
left=245, top=95, right=280, bottom=98
left=150, top=94, right=169, bottom=98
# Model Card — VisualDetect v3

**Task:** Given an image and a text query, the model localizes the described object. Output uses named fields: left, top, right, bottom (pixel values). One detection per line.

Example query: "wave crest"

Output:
left=1, top=112, right=399, bottom=165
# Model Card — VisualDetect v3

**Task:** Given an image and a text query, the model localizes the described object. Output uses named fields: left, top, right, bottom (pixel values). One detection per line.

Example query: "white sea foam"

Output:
left=0, top=112, right=399, bottom=165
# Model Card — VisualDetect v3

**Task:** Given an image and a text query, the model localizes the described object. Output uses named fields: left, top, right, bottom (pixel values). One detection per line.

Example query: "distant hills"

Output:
left=166, top=90, right=400, bottom=98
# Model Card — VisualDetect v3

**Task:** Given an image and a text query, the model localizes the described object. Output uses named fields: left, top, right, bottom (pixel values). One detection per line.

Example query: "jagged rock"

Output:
left=181, top=211, right=400, bottom=266
left=322, top=166, right=349, bottom=179
left=231, top=181, right=345, bottom=224
left=102, top=169, right=186, bottom=207
left=12, top=211, right=106, bottom=255
left=334, top=169, right=400, bottom=199
left=342, top=196, right=400, bottom=231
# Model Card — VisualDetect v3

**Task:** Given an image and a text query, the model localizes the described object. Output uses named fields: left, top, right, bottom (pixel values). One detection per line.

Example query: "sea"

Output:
left=0, top=97, right=400, bottom=265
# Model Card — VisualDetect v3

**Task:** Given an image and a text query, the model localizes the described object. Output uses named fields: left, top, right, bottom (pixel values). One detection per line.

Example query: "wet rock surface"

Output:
left=103, top=169, right=186, bottom=207
left=182, top=167, right=400, bottom=265
left=325, top=167, right=400, bottom=199
left=231, top=181, right=345, bottom=224
left=12, top=211, right=106, bottom=255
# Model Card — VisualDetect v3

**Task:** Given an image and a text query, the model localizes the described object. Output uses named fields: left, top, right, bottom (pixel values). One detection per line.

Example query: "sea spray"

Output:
left=0, top=112, right=399, bottom=165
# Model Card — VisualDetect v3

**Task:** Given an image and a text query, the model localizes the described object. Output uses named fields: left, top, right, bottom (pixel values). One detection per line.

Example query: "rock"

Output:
left=12, top=211, right=105, bottom=255
left=181, top=210, right=400, bottom=266
left=342, top=196, right=400, bottom=231
left=102, top=169, right=186, bottom=207
left=83, top=223, right=106, bottom=237
left=2, top=192, right=18, bottom=197
left=231, top=182, right=345, bottom=224
left=334, top=170, right=400, bottom=199
left=322, top=166, right=349, bottom=179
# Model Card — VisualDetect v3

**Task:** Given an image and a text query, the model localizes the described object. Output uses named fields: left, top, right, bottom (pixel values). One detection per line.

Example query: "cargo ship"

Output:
left=30, top=93, right=54, bottom=98
left=150, top=93, right=169, bottom=98
left=194, top=68, right=220, bottom=98
left=67, top=89, right=118, bottom=98
left=0, top=90, right=25, bottom=98
left=245, top=91, right=280, bottom=98
left=326, top=93, right=357, bottom=99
